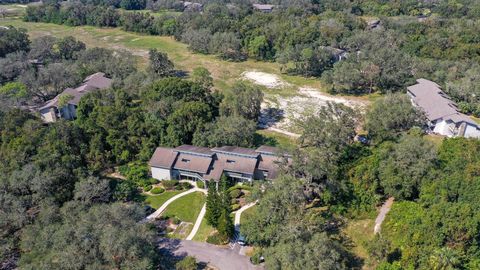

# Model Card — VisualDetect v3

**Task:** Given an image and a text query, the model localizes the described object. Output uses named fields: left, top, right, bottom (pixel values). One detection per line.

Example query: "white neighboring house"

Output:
left=407, top=79, right=480, bottom=138
left=38, top=72, right=112, bottom=122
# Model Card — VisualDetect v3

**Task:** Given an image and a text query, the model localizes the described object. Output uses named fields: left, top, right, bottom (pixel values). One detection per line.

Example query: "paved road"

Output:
left=186, top=203, right=206, bottom=240
left=374, top=197, right=394, bottom=234
left=158, top=238, right=263, bottom=270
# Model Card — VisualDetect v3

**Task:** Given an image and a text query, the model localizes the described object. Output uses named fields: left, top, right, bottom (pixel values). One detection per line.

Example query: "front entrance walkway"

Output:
left=186, top=203, right=206, bottom=240
left=144, top=187, right=202, bottom=222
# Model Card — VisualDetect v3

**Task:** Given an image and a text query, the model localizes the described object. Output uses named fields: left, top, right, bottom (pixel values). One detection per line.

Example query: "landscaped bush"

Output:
left=172, top=216, right=181, bottom=225
left=231, top=198, right=237, bottom=204
left=206, top=232, right=229, bottom=245
left=180, top=182, right=193, bottom=190
left=162, top=180, right=179, bottom=190
left=151, top=187, right=165, bottom=194
left=229, top=189, right=242, bottom=198
left=231, top=204, right=241, bottom=211
left=176, top=256, right=197, bottom=270
left=144, top=185, right=152, bottom=192
left=196, top=181, right=205, bottom=189
left=227, top=184, right=252, bottom=193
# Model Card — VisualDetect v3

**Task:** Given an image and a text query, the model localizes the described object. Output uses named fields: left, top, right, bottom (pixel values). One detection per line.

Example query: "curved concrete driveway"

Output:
left=158, top=238, right=263, bottom=270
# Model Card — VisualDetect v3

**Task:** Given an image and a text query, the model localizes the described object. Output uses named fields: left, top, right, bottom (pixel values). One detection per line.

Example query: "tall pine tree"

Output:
left=205, top=180, right=221, bottom=227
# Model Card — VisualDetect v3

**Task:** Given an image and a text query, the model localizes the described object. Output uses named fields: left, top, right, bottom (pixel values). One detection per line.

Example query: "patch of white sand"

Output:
left=242, top=71, right=290, bottom=88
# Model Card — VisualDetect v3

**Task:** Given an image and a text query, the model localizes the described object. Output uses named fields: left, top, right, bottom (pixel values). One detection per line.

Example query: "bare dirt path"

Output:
left=374, top=197, right=394, bottom=234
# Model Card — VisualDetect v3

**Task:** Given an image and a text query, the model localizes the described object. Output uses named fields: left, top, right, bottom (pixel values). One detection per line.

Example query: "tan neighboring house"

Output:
left=149, top=144, right=288, bottom=184
left=38, top=72, right=112, bottom=122
left=407, top=78, right=480, bottom=138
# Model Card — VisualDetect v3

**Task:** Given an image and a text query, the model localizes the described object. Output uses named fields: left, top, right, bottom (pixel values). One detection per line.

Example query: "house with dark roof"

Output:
left=149, top=145, right=288, bottom=184
left=407, top=79, right=480, bottom=138
left=38, top=72, right=112, bottom=122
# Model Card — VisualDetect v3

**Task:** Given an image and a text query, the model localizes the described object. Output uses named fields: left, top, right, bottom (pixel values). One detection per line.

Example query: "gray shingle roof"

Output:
left=39, top=72, right=112, bottom=110
left=407, top=79, right=477, bottom=125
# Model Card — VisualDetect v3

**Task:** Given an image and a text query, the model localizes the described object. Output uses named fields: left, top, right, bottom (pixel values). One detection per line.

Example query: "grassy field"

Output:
left=192, top=217, right=216, bottom=242
left=343, top=218, right=376, bottom=270
left=162, top=191, right=205, bottom=223
left=0, top=17, right=324, bottom=93
left=255, top=129, right=297, bottom=149
left=142, top=190, right=183, bottom=209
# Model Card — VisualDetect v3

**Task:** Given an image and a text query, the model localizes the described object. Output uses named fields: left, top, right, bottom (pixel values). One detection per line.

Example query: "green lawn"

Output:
left=343, top=218, right=376, bottom=270
left=255, top=129, right=297, bottom=149
left=162, top=191, right=205, bottom=223
left=240, top=205, right=257, bottom=223
left=143, top=190, right=183, bottom=209
left=192, top=217, right=216, bottom=242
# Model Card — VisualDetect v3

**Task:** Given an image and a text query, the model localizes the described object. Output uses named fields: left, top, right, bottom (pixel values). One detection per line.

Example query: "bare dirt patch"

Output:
left=242, top=71, right=290, bottom=88
left=256, top=74, right=368, bottom=136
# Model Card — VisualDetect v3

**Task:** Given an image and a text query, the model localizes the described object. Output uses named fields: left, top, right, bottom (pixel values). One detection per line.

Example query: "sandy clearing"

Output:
left=252, top=71, right=369, bottom=137
left=242, top=71, right=290, bottom=88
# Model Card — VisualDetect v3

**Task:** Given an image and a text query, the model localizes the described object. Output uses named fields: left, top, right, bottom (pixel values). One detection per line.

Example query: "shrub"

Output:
left=175, top=185, right=183, bottom=190
left=180, top=182, right=193, bottom=190
left=151, top=187, right=165, bottom=194
left=231, top=198, right=237, bottom=204
left=176, top=256, right=197, bottom=270
left=144, top=185, right=152, bottom=192
left=172, top=216, right=181, bottom=225
left=112, top=180, right=137, bottom=202
left=206, top=232, right=229, bottom=245
left=196, top=181, right=205, bottom=189
left=250, top=249, right=263, bottom=265
left=162, top=180, right=179, bottom=190
left=231, top=204, right=241, bottom=211
left=230, top=189, right=242, bottom=198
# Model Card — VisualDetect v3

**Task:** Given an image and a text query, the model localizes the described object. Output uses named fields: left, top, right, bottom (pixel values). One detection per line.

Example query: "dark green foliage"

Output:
left=113, top=180, right=138, bottom=202
left=229, top=189, right=242, bottom=199
left=206, top=232, right=229, bottom=245
left=19, top=203, right=156, bottom=269
left=217, top=209, right=234, bottom=238
left=151, top=187, right=165, bottom=194
left=205, top=181, right=221, bottom=227
left=175, top=256, right=197, bottom=270
left=196, top=181, right=205, bottom=189
left=73, top=176, right=111, bottom=204
left=161, top=180, right=179, bottom=190
left=220, top=82, right=263, bottom=121
left=0, top=26, right=30, bottom=57
left=193, top=115, right=257, bottom=148
left=242, top=175, right=350, bottom=268
left=366, top=93, right=426, bottom=143
left=148, top=48, right=174, bottom=78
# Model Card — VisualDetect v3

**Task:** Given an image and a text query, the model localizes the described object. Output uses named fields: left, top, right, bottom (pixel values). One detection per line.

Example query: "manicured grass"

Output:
left=255, top=129, right=297, bottom=149
left=240, top=205, right=257, bottom=223
left=162, top=191, right=205, bottom=223
left=143, top=190, right=183, bottom=209
left=343, top=218, right=376, bottom=270
left=192, top=217, right=216, bottom=242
